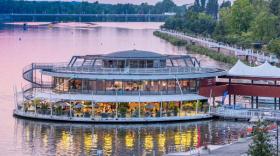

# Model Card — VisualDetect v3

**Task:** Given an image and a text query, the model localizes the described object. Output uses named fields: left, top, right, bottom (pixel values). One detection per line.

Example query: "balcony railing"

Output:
left=53, top=66, right=222, bottom=75
left=32, top=87, right=198, bottom=96
left=30, top=62, right=224, bottom=75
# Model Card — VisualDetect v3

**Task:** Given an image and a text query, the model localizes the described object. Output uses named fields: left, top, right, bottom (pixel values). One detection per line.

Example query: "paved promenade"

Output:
left=200, top=139, right=251, bottom=156
left=166, top=138, right=251, bottom=156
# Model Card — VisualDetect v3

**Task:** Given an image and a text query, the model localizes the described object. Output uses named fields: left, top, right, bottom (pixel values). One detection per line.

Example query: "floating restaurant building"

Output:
left=13, top=50, right=226, bottom=122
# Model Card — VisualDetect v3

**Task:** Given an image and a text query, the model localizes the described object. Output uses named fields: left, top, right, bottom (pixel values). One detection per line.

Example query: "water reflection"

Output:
left=14, top=119, right=248, bottom=156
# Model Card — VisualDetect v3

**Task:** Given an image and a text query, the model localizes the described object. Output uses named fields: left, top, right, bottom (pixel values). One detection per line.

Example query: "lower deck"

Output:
left=13, top=109, right=212, bottom=123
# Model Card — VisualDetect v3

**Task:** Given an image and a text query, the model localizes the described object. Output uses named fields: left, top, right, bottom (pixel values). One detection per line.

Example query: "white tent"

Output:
left=227, top=60, right=280, bottom=78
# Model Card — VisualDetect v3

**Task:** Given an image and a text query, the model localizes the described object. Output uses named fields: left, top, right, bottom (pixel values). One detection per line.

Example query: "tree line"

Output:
left=0, top=0, right=184, bottom=14
left=163, top=0, right=280, bottom=57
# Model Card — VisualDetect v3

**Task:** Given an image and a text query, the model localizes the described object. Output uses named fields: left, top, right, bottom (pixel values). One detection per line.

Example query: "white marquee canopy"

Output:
left=227, top=60, right=280, bottom=78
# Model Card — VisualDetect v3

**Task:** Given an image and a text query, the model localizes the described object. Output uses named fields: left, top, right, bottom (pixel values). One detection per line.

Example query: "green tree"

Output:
left=250, top=0, right=269, bottom=13
left=0, top=0, right=183, bottom=15
left=250, top=11, right=278, bottom=43
left=230, top=0, right=254, bottom=34
left=220, top=0, right=231, bottom=8
left=206, top=0, right=219, bottom=18
left=248, top=120, right=275, bottom=156
left=192, top=13, right=216, bottom=35
left=154, top=0, right=177, bottom=13
left=190, top=0, right=205, bottom=13
left=213, top=8, right=232, bottom=42
left=213, top=21, right=227, bottom=41
left=270, top=0, right=280, bottom=16
left=267, top=38, right=280, bottom=57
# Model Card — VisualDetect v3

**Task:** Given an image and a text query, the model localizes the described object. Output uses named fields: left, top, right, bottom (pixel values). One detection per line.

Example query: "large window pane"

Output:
left=168, top=80, right=176, bottom=94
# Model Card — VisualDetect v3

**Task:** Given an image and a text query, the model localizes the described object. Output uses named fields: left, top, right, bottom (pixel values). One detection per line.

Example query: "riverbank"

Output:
left=153, top=31, right=239, bottom=65
left=3, top=22, right=163, bottom=30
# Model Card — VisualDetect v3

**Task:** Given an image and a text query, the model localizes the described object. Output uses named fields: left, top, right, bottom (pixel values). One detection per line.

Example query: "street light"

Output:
left=276, top=120, right=279, bottom=156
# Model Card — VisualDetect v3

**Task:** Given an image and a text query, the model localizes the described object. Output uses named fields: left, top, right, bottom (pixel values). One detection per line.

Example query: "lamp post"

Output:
left=277, top=120, right=279, bottom=156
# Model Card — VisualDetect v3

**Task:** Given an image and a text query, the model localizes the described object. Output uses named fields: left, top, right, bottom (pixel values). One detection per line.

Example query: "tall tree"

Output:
left=270, top=0, right=280, bottom=16
left=248, top=121, right=275, bottom=156
left=220, top=0, right=231, bottom=8
left=250, top=11, right=278, bottom=42
left=230, top=0, right=254, bottom=34
left=154, top=0, right=177, bottom=13
left=206, top=0, right=219, bottom=19
left=200, top=0, right=207, bottom=10
left=191, top=0, right=202, bottom=12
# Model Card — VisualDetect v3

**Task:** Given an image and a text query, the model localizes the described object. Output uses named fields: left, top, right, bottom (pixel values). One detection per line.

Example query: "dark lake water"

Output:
left=0, top=22, right=235, bottom=156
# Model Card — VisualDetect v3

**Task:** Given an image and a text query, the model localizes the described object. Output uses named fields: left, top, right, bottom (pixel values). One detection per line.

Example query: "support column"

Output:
left=34, top=99, right=37, bottom=115
left=51, top=102, right=53, bottom=117
left=138, top=102, right=141, bottom=118
left=49, top=92, right=52, bottom=117
left=256, top=96, right=259, bottom=109
left=233, top=94, right=236, bottom=109
left=275, top=98, right=277, bottom=110
left=116, top=102, right=118, bottom=118
left=91, top=100, right=94, bottom=118
left=14, top=86, right=18, bottom=111
left=229, top=78, right=232, bottom=106
left=251, top=80, right=254, bottom=109
left=180, top=101, right=182, bottom=117
left=160, top=101, right=163, bottom=117
left=138, top=92, right=141, bottom=118
left=41, top=73, right=43, bottom=92
left=70, top=101, right=72, bottom=119
left=196, top=100, right=198, bottom=114
left=212, top=97, right=215, bottom=107
left=275, top=81, right=277, bottom=110
left=251, top=96, right=254, bottom=109
left=279, top=98, right=280, bottom=110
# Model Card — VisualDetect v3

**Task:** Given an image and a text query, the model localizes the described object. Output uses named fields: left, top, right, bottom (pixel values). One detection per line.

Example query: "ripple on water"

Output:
left=12, top=119, right=249, bottom=156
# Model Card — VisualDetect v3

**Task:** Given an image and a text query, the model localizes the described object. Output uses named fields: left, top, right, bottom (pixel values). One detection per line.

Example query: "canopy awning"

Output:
left=227, top=60, right=280, bottom=79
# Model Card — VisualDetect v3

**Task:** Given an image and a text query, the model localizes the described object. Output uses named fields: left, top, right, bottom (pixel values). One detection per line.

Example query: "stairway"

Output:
left=22, top=63, right=53, bottom=100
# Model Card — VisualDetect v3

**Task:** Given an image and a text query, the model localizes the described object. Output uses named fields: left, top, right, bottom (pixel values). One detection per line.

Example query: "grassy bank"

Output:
left=153, top=31, right=188, bottom=46
left=185, top=44, right=238, bottom=65
left=154, top=31, right=238, bottom=65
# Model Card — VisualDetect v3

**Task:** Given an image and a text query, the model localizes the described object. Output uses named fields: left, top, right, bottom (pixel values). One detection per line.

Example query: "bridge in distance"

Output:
left=0, top=13, right=174, bottom=22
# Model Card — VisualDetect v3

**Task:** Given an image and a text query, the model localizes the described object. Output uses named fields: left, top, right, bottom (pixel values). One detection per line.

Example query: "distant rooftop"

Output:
left=68, top=49, right=199, bottom=68
left=105, top=50, right=164, bottom=58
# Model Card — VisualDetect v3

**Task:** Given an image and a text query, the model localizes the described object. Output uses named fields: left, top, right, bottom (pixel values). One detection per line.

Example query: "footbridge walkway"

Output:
left=211, top=107, right=280, bottom=121
left=158, top=29, right=279, bottom=64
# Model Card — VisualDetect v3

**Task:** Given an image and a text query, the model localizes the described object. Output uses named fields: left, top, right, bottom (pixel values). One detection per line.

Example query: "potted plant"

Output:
left=173, top=107, right=179, bottom=116
left=119, top=107, right=127, bottom=118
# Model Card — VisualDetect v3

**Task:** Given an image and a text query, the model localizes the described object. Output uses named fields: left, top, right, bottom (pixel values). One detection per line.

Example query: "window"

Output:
left=168, top=80, right=176, bottom=93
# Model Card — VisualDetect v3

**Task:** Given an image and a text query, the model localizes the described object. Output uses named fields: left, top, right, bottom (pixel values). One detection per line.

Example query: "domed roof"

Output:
left=105, top=50, right=164, bottom=58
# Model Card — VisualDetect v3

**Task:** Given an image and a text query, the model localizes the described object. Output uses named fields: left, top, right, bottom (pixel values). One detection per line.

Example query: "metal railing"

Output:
left=13, top=109, right=211, bottom=122
left=212, top=107, right=280, bottom=121
left=30, top=87, right=198, bottom=96
left=31, top=62, right=224, bottom=75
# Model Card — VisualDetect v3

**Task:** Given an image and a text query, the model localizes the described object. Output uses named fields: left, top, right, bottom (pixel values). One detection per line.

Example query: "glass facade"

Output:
left=53, top=77, right=200, bottom=95
left=22, top=99, right=209, bottom=119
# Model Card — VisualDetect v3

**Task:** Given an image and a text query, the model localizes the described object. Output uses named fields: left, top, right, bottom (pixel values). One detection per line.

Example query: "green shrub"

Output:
left=153, top=31, right=188, bottom=46
left=267, top=38, right=280, bottom=57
